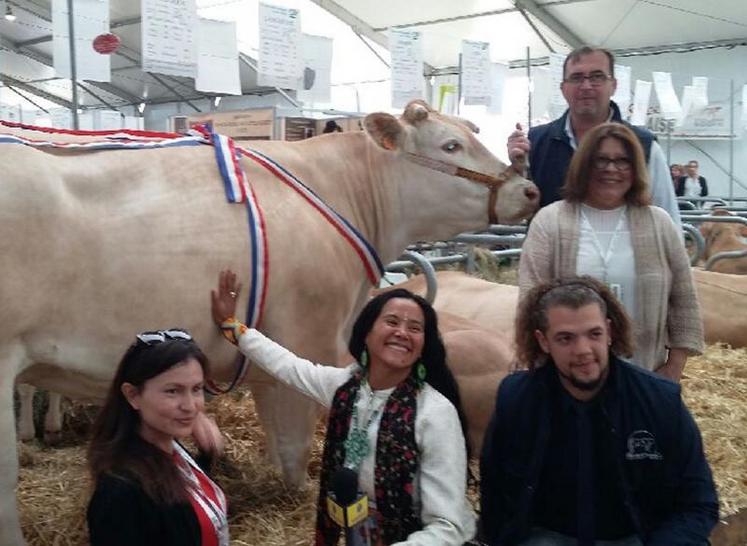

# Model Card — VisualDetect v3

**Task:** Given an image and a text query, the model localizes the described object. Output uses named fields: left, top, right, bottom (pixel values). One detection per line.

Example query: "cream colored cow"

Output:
left=0, top=101, right=538, bottom=544
left=393, top=270, right=519, bottom=335
left=693, top=268, right=747, bottom=348
left=14, top=384, right=63, bottom=444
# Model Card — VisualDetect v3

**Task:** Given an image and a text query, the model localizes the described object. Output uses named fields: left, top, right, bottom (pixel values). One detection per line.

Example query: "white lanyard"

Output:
left=173, top=442, right=229, bottom=546
left=579, top=206, right=627, bottom=281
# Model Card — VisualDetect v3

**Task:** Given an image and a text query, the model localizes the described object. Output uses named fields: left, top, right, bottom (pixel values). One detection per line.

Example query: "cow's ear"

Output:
left=364, top=112, right=404, bottom=151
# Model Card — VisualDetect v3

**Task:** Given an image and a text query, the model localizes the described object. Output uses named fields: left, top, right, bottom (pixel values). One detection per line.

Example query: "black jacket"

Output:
left=479, top=356, right=719, bottom=545
left=87, top=472, right=202, bottom=546
left=527, top=101, right=655, bottom=208
left=675, top=175, right=708, bottom=197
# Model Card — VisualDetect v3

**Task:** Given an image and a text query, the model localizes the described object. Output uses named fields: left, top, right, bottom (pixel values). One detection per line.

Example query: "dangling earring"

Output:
left=360, top=347, right=369, bottom=368
left=416, top=360, right=426, bottom=387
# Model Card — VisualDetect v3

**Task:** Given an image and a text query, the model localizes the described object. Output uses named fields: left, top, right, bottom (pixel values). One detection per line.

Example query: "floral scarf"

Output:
left=315, top=371, right=422, bottom=545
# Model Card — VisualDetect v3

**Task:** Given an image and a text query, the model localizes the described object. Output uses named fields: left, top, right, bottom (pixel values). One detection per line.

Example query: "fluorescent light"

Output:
left=5, top=5, right=16, bottom=21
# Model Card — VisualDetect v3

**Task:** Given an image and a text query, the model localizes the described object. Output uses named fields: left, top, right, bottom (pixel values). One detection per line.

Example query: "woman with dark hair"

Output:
left=211, top=270, right=475, bottom=545
left=519, top=122, right=703, bottom=381
left=87, top=329, right=228, bottom=546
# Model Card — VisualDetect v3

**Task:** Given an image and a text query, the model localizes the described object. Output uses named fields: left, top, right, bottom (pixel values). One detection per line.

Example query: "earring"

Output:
left=416, top=361, right=426, bottom=386
left=360, top=347, right=369, bottom=368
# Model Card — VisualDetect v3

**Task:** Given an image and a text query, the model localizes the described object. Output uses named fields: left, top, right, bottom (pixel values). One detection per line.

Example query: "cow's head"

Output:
left=700, top=209, right=747, bottom=256
left=364, top=100, right=538, bottom=225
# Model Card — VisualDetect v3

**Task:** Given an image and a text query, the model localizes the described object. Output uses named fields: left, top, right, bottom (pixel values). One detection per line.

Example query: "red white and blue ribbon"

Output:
left=239, top=147, right=385, bottom=285
left=0, top=119, right=267, bottom=333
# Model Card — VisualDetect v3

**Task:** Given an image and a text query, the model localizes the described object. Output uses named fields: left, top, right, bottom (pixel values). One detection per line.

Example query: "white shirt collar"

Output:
left=564, top=108, right=615, bottom=149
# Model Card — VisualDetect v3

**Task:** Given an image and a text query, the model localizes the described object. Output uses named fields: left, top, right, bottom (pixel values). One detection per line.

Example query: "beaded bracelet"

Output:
left=219, top=317, right=247, bottom=346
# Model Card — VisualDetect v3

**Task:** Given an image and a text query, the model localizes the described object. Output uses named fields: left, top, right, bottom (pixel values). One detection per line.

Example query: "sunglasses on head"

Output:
left=136, top=329, right=193, bottom=346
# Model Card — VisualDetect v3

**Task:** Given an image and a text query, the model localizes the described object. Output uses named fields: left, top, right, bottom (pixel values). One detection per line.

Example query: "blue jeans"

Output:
left=518, top=528, right=643, bottom=546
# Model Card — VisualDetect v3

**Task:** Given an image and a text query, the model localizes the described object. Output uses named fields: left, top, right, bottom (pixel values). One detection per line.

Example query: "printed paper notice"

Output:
left=548, top=52, right=567, bottom=119
left=611, top=64, right=632, bottom=119
left=142, top=0, right=197, bottom=78
left=297, top=34, right=333, bottom=105
left=461, top=40, right=491, bottom=106
left=196, top=18, right=241, bottom=95
left=53, top=0, right=110, bottom=82
left=390, top=29, right=424, bottom=108
left=652, top=71, right=681, bottom=119
left=258, top=2, right=301, bottom=90
left=630, top=80, right=652, bottom=126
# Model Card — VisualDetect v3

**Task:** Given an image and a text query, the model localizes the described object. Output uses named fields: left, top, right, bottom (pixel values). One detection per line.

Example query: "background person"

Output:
left=518, top=122, right=703, bottom=381
left=211, top=270, right=475, bottom=546
left=670, top=163, right=684, bottom=185
left=87, top=329, right=227, bottom=546
left=480, top=277, right=719, bottom=546
left=675, top=160, right=709, bottom=198
left=507, top=46, right=681, bottom=228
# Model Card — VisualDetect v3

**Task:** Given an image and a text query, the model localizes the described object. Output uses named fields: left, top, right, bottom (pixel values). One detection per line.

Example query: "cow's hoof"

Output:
left=43, top=430, right=63, bottom=446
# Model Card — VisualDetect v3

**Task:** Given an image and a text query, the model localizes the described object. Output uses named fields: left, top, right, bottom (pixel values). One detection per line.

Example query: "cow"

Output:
left=693, top=268, right=747, bottom=348
left=391, top=270, right=519, bottom=335
left=437, top=312, right=514, bottom=455
left=378, top=271, right=520, bottom=453
left=699, top=209, right=747, bottom=274
left=0, top=100, right=538, bottom=544
left=14, top=384, right=63, bottom=444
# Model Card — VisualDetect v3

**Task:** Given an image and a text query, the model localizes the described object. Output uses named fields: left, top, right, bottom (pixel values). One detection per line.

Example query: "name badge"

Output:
left=608, top=283, right=623, bottom=300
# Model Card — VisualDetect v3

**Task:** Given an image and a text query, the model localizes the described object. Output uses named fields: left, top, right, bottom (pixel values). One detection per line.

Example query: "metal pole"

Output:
left=457, top=53, right=462, bottom=116
left=66, top=0, right=80, bottom=129
left=729, top=79, right=735, bottom=204
left=526, top=46, right=531, bottom=128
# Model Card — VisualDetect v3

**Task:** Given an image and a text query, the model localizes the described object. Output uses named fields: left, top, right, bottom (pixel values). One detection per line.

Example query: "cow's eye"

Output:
left=442, top=140, right=461, bottom=153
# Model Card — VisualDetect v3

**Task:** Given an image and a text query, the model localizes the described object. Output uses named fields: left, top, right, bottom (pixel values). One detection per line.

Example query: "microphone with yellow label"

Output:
left=327, top=467, right=371, bottom=545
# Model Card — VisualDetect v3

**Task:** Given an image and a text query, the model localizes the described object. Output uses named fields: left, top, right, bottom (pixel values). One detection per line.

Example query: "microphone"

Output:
left=327, top=467, right=371, bottom=545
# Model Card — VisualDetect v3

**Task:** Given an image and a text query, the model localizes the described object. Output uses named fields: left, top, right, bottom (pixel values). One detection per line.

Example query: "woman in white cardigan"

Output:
left=211, top=270, right=475, bottom=546
left=519, top=122, right=703, bottom=381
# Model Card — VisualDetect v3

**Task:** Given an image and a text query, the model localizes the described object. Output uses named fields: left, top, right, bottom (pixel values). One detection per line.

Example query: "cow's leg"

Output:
left=43, top=392, right=64, bottom=445
left=249, top=373, right=319, bottom=489
left=1, top=372, right=25, bottom=545
left=16, top=383, right=36, bottom=442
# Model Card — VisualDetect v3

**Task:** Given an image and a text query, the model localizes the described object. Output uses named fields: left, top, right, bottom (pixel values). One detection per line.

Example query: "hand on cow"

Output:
left=192, top=411, right=225, bottom=457
left=211, top=269, right=242, bottom=325
left=507, top=122, right=530, bottom=170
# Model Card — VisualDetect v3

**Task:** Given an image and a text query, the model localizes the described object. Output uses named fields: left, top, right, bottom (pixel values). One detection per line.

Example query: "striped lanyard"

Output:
left=173, top=442, right=229, bottom=546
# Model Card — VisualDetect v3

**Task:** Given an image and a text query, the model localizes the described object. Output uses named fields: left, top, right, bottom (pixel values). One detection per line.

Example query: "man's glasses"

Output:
left=563, top=71, right=612, bottom=86
left=593, top=156, right=632, bottom=171
left=136, top=329, right=193, bottom=345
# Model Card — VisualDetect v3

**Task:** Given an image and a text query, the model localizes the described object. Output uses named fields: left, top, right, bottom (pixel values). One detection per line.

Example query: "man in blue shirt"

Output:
left=480, top=276, right=718, bottom=545
left=507, top=46, right=681, bottom=228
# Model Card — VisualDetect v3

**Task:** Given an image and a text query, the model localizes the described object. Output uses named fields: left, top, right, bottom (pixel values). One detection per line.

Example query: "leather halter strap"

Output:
left=404, top=152, right=519, bottom=224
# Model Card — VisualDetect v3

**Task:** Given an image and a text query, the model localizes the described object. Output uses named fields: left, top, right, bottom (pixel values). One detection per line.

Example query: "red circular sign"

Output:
left=92, top=33, right=121, bottom=55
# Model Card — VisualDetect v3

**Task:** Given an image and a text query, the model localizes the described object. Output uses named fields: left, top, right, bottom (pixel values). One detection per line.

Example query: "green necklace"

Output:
left=343, top=381, right=383, bottom=470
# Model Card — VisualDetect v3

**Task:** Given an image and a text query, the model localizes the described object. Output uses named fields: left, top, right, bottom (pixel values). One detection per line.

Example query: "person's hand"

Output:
left=507, top=122, right=530, bottom=168
left=192, top=412, right=225, bottom=457
left=211, top=269, right=241, bottom=325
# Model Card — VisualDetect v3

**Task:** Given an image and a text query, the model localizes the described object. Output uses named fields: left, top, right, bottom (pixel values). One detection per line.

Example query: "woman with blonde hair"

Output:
left=519, top=122, right=703, bottom=381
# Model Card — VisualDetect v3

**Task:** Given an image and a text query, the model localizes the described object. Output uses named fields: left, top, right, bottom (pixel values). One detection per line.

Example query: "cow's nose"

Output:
left=524, top=185, right=540, bottom=201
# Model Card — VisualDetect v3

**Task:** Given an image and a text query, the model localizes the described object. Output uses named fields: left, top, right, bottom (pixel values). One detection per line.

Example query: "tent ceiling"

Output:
left=0, top=0, right=745, bottom=112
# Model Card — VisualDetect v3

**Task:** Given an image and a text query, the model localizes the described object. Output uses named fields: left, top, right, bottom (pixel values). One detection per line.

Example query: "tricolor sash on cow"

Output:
left=0, top=119, right=267, bottom=335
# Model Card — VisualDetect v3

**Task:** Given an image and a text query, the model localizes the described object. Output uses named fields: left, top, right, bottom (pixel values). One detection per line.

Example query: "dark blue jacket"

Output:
left=528, top=101, right=655, bottom=208
left=479, top=356, right=719, bottom=545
